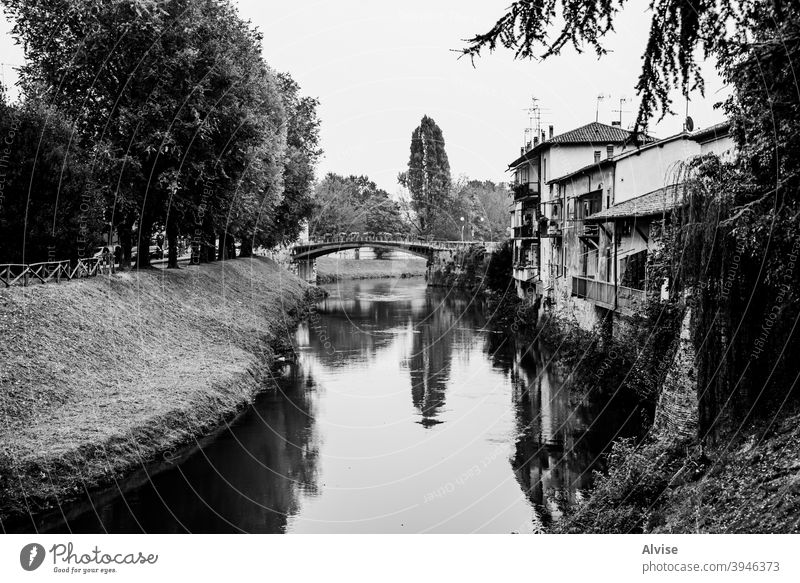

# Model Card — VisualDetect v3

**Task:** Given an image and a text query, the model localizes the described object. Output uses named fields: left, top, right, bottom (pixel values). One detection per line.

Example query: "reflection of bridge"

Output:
left=290, top=238, right=497, bottom=282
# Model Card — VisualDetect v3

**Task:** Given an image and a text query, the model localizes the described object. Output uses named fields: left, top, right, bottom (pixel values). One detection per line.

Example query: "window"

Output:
left=543, top=157, right=547, bottom=181
left=620, top=250, right=647, bottom=290
left=606, top=145, right=614, bottom=159
left=594, top=151, right=601, bottom=163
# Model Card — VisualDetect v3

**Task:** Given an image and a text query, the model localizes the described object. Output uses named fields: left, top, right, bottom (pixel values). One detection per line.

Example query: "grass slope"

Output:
left=0, top=258, right=310, bottom=522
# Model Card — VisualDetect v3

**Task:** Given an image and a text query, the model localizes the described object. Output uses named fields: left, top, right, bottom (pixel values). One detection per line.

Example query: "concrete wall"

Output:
left=614, top=138, right=699, bottom=203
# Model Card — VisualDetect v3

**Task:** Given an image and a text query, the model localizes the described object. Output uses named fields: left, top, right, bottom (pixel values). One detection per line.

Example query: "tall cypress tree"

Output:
left=399, top=115, right=451, bottom=237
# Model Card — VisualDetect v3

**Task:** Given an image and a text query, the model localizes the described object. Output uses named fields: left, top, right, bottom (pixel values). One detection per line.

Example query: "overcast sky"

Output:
left=1, top=1, right=728, bottom=194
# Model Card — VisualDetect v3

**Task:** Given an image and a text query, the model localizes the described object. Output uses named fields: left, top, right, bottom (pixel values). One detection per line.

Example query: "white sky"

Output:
left=1, top=1, right=729, bottom=194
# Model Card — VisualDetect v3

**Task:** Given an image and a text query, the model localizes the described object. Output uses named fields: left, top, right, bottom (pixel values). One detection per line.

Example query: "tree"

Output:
left=451, top=178, right=511, bottom=241
left=308, top=173, right=406, bottom=239
left=3, top=0, right=291, bottom=269
left=398, top=115, right=451, bottom=237
left=462, top=0, right=747, bottom=132
left=259, top=73, right=322, bottom=251
left=0, top=90, right=105, bottom=264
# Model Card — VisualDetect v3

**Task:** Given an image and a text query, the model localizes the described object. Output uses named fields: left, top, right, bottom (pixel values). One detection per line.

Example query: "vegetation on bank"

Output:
left=0, top=258, right=317, bottom=523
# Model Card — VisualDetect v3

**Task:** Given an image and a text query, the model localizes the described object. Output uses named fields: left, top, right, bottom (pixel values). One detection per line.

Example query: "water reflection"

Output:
left=18, top=278, right=635, bottom=533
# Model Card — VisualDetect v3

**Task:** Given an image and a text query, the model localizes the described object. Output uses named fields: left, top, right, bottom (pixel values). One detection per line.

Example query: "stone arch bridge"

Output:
left=290, top=237, right=498, bottom=282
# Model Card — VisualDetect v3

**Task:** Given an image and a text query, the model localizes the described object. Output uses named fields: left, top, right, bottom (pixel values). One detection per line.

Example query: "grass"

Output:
left=0, top=257, right=312, bottom=523
left=315, top=257, right=426, bottom=283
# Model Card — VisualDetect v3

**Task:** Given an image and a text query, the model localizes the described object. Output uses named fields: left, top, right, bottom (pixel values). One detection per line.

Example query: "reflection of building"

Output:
left=507, top=341, right=595, bottom=527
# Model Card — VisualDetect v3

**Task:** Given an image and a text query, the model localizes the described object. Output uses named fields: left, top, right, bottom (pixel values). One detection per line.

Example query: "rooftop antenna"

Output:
left=612, top=96, right=631, bottom=126
left=595, top=93, right=609, bottom=123
left=682, top=95, right=693, bottom=132
left=522, top=96, right=541, bottom=149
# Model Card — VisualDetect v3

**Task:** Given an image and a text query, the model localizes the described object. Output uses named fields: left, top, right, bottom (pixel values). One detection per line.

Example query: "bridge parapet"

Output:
left=289, top=239, right=499, bottom=284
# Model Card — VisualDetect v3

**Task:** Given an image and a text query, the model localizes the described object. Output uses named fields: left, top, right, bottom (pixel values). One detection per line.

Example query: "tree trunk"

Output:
left=218, top=230, right=236, bottom=260
left=239, top=236, right=253, bottom=258
left=117, top=220, right=133, bottom=272
left=167, top=216, right=179, bottom=269
left=200, top=216, right=215, bottom=263
left=136, top=217, right=153, bottom=269
left=217, top=233, right=226, bottom=260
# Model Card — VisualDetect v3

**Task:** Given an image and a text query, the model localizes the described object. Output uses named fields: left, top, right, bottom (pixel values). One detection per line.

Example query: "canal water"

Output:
left=23, top=278, right=636, bottom=533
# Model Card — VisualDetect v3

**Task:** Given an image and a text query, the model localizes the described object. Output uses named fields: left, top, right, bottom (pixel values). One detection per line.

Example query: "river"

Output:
left=23, top=277, right=637, bottom=533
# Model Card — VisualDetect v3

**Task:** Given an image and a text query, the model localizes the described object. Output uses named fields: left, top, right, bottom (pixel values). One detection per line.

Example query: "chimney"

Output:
left=611, top=120, right=621, bottom=127
left=533, top=136, right=539, bottom=146
left=548, top=125, right=554, bottom=139
left=541, top=131, right=546, bottom=143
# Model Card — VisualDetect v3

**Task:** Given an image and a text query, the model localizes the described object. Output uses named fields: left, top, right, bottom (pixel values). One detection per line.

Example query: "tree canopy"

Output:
left=398, top=115, right=452, bottom=237
left=1, top=0, right=320, bottom=266
left=462, top=0, right=750, bottom=131
left=308, top=173, right=406, bottom=238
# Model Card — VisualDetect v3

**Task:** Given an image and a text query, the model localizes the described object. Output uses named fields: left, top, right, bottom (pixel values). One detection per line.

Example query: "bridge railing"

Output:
left=298, top=237, right=490, bottom=248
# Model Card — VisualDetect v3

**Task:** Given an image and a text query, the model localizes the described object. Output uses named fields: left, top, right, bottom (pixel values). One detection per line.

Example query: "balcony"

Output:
left=512, top=223, right=535, bottom=239
left=513, top=262, right=538, bottom=282
left=541, top=218, right=563, bottom=238
left=512, top=182, right=540, bottom=201
left=571, top=276, right=646, bottom=314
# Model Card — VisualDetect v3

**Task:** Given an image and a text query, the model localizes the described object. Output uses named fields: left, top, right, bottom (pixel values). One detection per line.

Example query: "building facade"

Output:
left=532, top=121, right=734, bottom=330
left=507, top=122, right=642, bottom=299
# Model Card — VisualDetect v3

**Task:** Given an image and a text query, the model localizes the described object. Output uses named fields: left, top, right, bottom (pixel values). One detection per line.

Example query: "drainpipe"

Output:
left=613, top=221, right=618, bottom=311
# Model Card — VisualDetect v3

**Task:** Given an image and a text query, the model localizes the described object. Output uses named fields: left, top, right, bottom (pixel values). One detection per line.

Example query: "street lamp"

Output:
left=460, top=216, right=465, bottom=241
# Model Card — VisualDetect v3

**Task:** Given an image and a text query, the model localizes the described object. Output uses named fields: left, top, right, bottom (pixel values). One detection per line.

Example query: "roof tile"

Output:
left=587, top=184, right=683, bottom=221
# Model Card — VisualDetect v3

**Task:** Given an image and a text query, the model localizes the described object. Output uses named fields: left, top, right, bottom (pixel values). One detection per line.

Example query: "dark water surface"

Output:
left=18, top=278, right=636, bottom=533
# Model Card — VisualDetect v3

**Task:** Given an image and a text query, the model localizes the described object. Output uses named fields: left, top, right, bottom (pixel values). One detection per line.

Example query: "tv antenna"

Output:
left=682, top=96, right=693, bottom=132
left=612, top=96, right=631, bottom=126
left=522, top=96, right=542, bottom=148
left=595, top=93, right=610, bottom=122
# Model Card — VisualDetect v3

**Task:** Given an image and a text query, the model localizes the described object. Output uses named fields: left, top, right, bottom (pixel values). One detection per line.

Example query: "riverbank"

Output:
left=555, top=404, right=800, bottom=533
left=0, top=257, right=317, bottom=524
left=315, top=257, right=426, bottom=283
left=524, top=307, right=800, bottom=533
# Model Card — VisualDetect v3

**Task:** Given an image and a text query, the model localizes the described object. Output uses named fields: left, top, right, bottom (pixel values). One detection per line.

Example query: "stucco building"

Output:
left=537, top=121, right=734, bottom=330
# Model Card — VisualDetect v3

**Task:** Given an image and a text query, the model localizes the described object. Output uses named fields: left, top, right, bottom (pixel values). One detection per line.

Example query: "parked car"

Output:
left=130, top=244, right=163, bottom=261
left=92, top=245, right=122, bottom=259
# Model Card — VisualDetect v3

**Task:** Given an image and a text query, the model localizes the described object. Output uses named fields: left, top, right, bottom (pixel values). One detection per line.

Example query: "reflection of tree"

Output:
left=407, top=292, right=464, bottom=427
left=302, top=282, right=420, bottom=365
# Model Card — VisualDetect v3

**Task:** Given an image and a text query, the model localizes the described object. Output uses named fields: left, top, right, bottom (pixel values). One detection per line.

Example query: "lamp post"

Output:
left=460, top=216, right=465, bottom=241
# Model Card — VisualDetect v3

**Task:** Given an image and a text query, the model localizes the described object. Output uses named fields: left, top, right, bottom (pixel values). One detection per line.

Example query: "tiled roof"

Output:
left=508, top=122, right=654, bottom=168
left=691, top=121, right=731, bottom=143
left=586, top=184, right=684, bottom=221
left=548, top=121, right=637, bottom=144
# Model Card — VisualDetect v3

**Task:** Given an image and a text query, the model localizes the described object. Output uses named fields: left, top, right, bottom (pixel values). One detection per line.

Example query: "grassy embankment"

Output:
left=0, top=257, right=317, bottom=523
left=315, top=256, right=426, bottom=283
